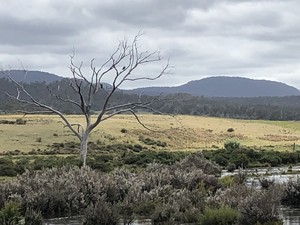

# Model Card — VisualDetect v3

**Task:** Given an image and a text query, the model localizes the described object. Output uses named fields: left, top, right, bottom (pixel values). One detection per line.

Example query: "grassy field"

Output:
left=1, top=114, right=300, bottom=153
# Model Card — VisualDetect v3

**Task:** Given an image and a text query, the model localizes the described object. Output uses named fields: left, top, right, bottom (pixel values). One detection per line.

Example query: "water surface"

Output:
left=43, top=217, right=151, bottom=225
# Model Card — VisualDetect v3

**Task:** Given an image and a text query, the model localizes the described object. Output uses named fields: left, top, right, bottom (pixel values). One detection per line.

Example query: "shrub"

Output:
left=0, top=158, right=18, bottom=176
left=15, top=118, right=26, bottom=125
left=35, top=137, right=42, bottom=143
left=259, top=178, right=275, bottom=190
left=139, top=137, right=167, bottom=147
left=83, top=199, right=119, bottom=225
left=199, top=206, right=239, bottom=225
left=24, top=208, right=43, bottom=225
left=206, top=184, right=252, bottom=209
left=227, top=128, right=234, bottom=132
left=224, top=140, right=240, bottom=150
left=260, top=155, right=282, bottom=167
left=281, top=177, right=300, bottom=207
left=230, top=153, right=249, bottom=168
left=151, top=203, right=177, bottom=225
left=120, top=128, right=128, bottom=133
left=134, top=200, right=156, bottom=217
left=0, top=120, right=15, bottom=124
left=226, top=163, right=236, bottom=172
left=238, top=185, right=283, bottom=225
left=219, top=176, right=234, bottom=188
left=233, top=169, right=248, bottom=185
left=132, top=144, right=143, bottom=152
left=7, top=166, right=101, bottom=217
left=0, top=201, right=22, bottom=225
left=213, top=155, right=228, bottom=167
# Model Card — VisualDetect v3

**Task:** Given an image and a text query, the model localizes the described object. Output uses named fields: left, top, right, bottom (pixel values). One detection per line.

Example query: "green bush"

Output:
left=151, top=203, right=177, bottom=225
left=24, top=208, right=43, bottom=225
left=0, top=120, right=15, bottom=125
left=227, top=128, right=234, bottom=132
left=219, top=176, right=234, bottom=188
left=134, top=200, right=156, bottom=217
left=15, top=118, right=26, bottom=125
left=83, top=199, right=119, bottom=225
left=139, top=137, right=167, bottom=147
left=260, top=155, right=282, bottom=167
left=0, top=201, right=22, bottom=225
left=226, top=163, right=236, bottom=172
left=0, top=158, right=18, bottom=176
left=213, top=155, right=228, bottom=167
left=120, top=128, right=128, bottom=133
left=89, top=155, right=113, bottom=172
left=224, top=140, right=240, bottom=150
left=230, top=153, right=249, bottom=168
left=281, top=177, right=300, bottom=207
left=199, top=206, right=239, bottom=225
left=238, top=186, right=283, bottom=225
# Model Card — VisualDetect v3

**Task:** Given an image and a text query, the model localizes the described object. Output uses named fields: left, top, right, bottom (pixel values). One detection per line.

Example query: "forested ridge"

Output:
left=2, top=77, right=300, bottom=120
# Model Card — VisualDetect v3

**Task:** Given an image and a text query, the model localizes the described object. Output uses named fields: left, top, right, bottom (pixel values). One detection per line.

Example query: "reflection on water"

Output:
left=43, top=210, right=300, bottom=225
left=43, top=217, right=152, bottom=225
left=43, top=216, right=82, bottom=225
left=281, top=208, right=300, bottom=225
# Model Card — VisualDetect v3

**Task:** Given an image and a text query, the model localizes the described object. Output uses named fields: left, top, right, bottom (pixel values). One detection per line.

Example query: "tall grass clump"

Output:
left=199, top=206, right=239, bottom=225
left=0, top=201, right=22, bottom=225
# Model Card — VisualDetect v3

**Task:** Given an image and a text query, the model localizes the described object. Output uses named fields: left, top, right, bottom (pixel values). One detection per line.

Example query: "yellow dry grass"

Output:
left=1, top=114, right=300, bottom=152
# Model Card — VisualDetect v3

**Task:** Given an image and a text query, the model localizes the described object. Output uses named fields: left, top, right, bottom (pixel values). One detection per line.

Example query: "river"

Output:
left=280, top=208, right=300, bottom=225
left=43, top=217, right=152, bottom=225
left=43, top=210, right=300, bottom=225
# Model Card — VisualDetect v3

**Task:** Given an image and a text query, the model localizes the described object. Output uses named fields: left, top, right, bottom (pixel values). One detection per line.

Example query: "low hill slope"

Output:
left=0, top=70, right=63, bottom=84
left=129, top=76, right=300, bottom=97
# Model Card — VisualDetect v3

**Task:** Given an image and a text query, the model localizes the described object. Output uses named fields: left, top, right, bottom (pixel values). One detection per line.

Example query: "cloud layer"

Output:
left=1, top=0, right=300, bottom=88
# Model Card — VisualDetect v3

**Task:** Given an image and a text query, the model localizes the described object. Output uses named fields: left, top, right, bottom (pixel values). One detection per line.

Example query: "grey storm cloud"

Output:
left=1, top=0, right=300, bottom=89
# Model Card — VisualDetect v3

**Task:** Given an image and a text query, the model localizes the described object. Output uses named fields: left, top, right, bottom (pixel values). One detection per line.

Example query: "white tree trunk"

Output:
left=80, top=131, right=89, bottom=168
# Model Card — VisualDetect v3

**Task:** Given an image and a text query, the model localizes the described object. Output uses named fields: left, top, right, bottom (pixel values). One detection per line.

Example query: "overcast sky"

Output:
left=1, top=0, right=300, bottom=89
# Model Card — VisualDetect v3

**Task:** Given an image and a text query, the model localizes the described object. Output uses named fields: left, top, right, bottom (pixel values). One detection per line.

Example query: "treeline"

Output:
left=2, top=77, right=300, bottom=120
left=152, top=93, right=300, bottom=120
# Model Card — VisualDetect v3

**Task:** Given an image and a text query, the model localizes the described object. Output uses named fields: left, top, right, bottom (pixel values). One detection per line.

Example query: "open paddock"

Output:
left=1, top=114, right=300, bottom=153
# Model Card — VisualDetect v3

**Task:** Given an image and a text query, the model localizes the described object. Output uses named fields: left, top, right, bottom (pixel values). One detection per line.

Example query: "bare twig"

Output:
left=4, top=34, right=170, bottom=167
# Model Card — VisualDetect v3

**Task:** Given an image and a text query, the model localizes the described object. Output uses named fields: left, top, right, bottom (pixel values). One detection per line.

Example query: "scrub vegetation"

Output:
left=1, top=114, right=300, bottom=224
left=0, top=153, right=288, bottom=225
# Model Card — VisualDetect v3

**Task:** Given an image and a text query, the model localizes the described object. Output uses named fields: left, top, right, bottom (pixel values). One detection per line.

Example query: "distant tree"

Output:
left=3, top=34, right=169, bottom=167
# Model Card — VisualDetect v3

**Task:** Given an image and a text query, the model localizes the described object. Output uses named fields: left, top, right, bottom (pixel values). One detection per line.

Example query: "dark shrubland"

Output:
left=0, top=151, right=290, bottom=225
left=203, top=146, right=300, bottom=169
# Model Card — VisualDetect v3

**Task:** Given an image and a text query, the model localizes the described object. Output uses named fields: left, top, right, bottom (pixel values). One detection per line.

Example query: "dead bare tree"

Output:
left=4, top=35, right=170, bottom=167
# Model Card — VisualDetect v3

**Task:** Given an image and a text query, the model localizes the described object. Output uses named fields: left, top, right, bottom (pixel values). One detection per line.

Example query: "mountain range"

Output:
left=129, top=76, right=300, bottom=97
left=1, top=70, right=299, bottom=97
left=0, top=70, right=62, bottom=84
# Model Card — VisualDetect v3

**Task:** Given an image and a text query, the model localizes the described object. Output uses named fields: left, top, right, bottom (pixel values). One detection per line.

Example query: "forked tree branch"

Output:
left=4, top=74, right=82, bottom=140
left=3, top=34, right=170, bottom=167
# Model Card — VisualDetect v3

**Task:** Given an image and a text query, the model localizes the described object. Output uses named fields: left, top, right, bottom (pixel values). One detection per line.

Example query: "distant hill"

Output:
left=3, top=72, right=300, bottom=120
left=129, top=76, right=300, bottom=97
left=1, top=71, right=299, bottom=97
left=0, top=70, right=63, bottom=84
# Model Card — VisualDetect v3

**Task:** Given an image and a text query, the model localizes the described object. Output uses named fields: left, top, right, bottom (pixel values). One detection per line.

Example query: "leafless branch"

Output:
left=6, top=75, right=82, bottom=140
left=16, top=110, right=54, bottom=115
left=101, top=108, right=158, bottom=132
left=3, top=33, right=170, bottom=167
